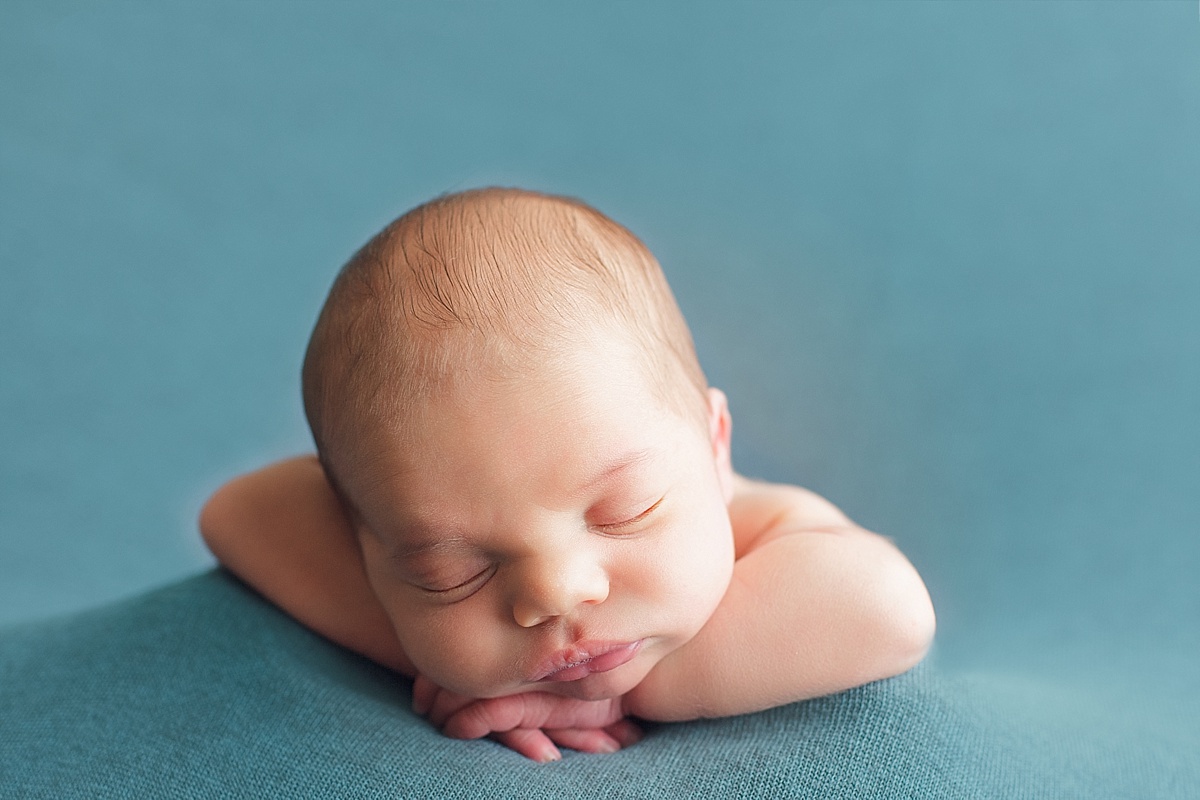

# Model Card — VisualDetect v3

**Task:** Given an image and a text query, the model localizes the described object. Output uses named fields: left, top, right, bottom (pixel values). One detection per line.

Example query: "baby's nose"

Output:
left=511, top=551, right=609, bottom=628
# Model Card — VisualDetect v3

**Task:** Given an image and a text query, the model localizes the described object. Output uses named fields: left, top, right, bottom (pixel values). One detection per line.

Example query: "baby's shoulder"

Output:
left=728, top=474, right=854, bottom=556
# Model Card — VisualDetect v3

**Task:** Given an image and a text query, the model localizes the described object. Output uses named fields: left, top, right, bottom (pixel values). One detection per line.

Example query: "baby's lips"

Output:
left=532, top=640, right=643, bottom=683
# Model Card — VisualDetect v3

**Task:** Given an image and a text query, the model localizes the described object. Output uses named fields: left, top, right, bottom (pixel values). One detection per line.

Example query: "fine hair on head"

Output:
left=302, top=187, right=709, bottom=502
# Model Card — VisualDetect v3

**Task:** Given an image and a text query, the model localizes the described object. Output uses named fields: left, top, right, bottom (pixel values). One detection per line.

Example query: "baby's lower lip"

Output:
left=534, top=640, right=643, bottom=683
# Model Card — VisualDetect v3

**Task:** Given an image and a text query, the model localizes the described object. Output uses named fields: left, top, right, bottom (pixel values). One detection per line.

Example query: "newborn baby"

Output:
left=200, top=187, right=935, bottom=762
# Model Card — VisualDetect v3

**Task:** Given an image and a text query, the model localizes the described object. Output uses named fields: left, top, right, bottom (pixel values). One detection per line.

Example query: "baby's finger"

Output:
left=492, top=728, right=561, bottom=763
left=544, top=727, right=622, bottom=754
left=603, top=718, right=645, bottom=749
left=449, top=693, right=628, bottom=740
left=442, top=693, right=541, bottom=739
left=425, top=688, right=478, bottom=729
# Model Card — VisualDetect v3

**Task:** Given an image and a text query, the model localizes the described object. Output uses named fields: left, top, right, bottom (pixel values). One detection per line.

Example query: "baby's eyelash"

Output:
left=422, top=565, right=495, bottom=597
left=600, top=497, right=663, bottom=532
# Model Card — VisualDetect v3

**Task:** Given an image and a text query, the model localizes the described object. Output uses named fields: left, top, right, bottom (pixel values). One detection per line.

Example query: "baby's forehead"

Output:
left=387, top=320, right=660, bottom=422
left=334, top=310, right=703, bottom=470
left=342, top=329, right=682, bottom=476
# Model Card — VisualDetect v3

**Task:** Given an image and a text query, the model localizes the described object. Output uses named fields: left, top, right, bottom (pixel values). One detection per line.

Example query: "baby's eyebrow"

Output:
left=387, top=527, right=471, bottom=560
left=573, top=448, right=656, bottom=496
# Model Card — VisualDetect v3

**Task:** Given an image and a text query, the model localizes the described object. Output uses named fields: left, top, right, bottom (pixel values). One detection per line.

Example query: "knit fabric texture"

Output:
left=2, top=570, right=1195, bottom=799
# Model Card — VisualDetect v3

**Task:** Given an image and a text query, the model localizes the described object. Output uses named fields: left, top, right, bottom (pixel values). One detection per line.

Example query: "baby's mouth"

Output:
left=531, top=640, right=643, bottom=683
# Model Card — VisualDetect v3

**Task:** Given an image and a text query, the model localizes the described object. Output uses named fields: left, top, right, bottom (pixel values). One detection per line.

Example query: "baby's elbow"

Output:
left=895, top=587, right=937, bottom=671
left=197, top=482, right=239, bottom=561
left=875, top=560, right=937, bottom=675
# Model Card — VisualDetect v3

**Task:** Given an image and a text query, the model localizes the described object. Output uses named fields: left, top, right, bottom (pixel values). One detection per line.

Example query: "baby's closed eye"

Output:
left=395, top=547, right=494, bottom=596
left=591, top=496, right=664, bottom=535
left=414, top=563, right=497, bottom=599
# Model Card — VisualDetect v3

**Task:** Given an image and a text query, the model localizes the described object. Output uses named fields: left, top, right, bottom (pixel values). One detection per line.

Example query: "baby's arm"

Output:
left=199, top=455, right=415, bottom=675
left=622, top=474, right=935, bottom=722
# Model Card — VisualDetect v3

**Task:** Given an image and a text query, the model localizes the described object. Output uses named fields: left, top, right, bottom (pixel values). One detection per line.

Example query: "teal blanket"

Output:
left=2, top=572, right=1195, bottom=798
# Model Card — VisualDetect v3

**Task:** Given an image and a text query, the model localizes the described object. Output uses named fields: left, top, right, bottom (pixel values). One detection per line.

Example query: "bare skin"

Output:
left=201, top=452, right=935, bottom=761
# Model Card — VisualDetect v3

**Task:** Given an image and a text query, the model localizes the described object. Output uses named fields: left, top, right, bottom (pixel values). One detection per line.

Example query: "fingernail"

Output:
left=539, top=747, right=562, bottom=763
left=597, top=741, right=619, bottom=754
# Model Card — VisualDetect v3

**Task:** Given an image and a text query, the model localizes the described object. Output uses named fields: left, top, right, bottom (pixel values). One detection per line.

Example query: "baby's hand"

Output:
left=411, top=674, right=642, bottom=763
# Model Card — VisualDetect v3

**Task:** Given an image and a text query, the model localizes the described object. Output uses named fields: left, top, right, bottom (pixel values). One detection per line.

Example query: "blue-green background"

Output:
left=3, top=0, right=1198, bottom=701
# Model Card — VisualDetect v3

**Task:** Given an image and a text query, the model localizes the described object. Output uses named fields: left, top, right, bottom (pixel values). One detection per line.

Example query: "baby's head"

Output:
left=302, top=188, right=736, bottom=700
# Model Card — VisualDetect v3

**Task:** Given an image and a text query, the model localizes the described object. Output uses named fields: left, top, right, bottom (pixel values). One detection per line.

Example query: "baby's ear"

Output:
left=706, top=387, right=734, bottom=504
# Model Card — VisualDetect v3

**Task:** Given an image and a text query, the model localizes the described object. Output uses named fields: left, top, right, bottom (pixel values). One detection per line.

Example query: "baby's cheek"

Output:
left=662, top=517, right=734, bottom=612
left=400, top=613, right=510, bottom=697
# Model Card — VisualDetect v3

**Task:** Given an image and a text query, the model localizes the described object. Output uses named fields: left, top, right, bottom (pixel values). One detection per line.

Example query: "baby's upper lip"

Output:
left=530, top=640, right=643, bottom=682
